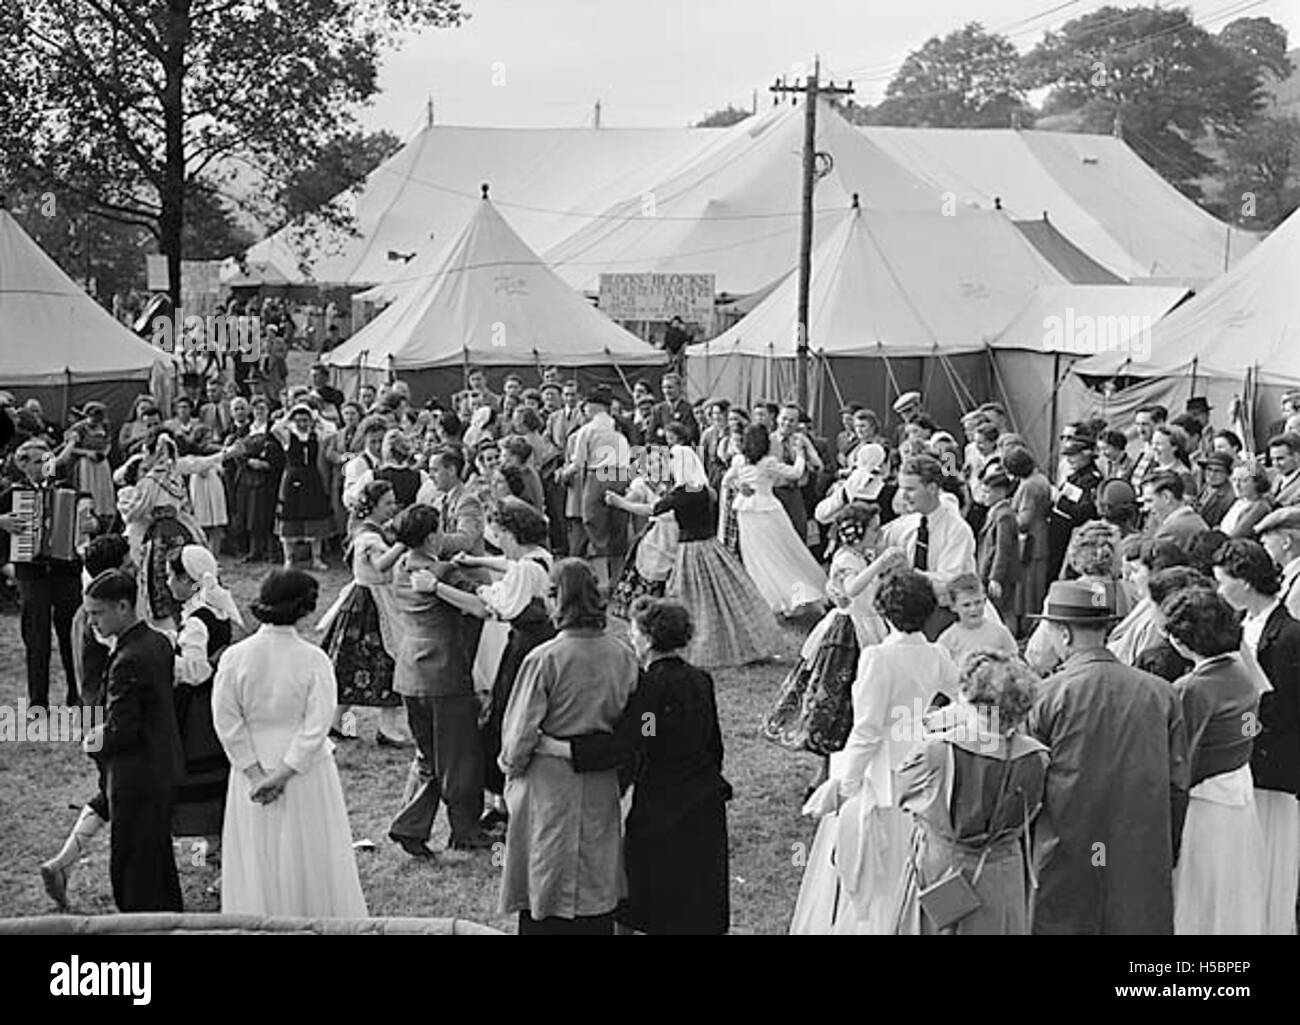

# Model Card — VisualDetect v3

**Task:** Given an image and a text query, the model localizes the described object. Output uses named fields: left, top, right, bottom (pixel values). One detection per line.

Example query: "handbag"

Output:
left=916, top=740, right=1026, bottom=932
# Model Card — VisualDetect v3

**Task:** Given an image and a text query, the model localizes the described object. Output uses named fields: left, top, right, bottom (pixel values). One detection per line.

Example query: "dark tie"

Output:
left=913, top=514, right=930, bottom=571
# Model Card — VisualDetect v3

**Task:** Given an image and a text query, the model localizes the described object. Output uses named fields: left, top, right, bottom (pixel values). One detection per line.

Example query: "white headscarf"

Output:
left=179, top=545, right=245, bottom=627
left=669, top=444, right=710, bottom=490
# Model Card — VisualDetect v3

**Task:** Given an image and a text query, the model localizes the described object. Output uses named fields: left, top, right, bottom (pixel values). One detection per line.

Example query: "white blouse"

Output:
left=479, top=552, right=552, bottom=621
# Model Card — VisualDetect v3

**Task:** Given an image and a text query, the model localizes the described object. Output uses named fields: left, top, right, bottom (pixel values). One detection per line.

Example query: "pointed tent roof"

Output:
left=1071, top=210, right=1300, bottom=387
left=1, top=210, right=174, bottom=386
left=693, top=204, right=1068, bottom=360
left=544, top=101, right=944, bottom=296
left=323, top=194, right=665, bottom=372
left=237, top=121, right=727, bottom=288
left=861, top=126, right=1259, bottom=284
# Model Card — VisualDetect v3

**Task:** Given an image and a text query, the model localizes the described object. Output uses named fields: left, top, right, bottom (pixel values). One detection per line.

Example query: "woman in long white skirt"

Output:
left=214, top=568, right=367, bottom=918
left=1213, top=538, right=1300, bottom=934
left=723, top=425, right=825, bottom=617
left=1164, top=588, right=1266, bottom=934
left=790, top=570, right=958, bottom=934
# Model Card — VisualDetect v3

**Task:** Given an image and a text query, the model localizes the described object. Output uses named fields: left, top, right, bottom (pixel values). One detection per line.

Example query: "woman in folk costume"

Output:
left=58, top=401, right=116, bottom=526
left=426, top=499, right=556, bottom=833
left=616, top=440, right=778, bottom=669
left=172, top=395, right=230, bottom=558
left=166, top=545, right=243, bottom=848
left=764, top=501, right=899, bottom=788
left=790, top=570, right=959, bottom=934
left=114, top=428, right=212, bottom=629
left=1161, top=587, right=1268, bottom=934
left=895, top=651, right=1048, bottom=935
left=1212, top=539, right=1300, bottom=934
left=715, top=409, right=748, bottom=556
left=498, top=559, right=639, bottom=934
left=214, top=569, right=367, bottom=917
left=723, top=423, right=826, bottom=617
left=320, top=479, right=411, bottom=747
left=272, top=403, right=332, bottom=571
left=606, top=445, right=676, bottom=620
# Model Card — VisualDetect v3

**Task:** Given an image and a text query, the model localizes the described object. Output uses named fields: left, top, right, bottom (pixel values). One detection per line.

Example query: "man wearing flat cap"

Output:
left=891, top=390, right=925, bottom=450
left=1027, top=580, right=1189, bottom=934
left=1193, top=450, right=1235, bottom=528
left=1257, top=506, right=1300, bottom=621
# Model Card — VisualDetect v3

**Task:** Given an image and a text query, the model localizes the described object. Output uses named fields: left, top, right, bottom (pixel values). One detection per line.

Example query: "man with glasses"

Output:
left=1193, top=451, right=1235, bottom=528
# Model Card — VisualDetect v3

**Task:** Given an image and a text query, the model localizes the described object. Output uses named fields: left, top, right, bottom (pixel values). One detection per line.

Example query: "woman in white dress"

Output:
left=723, top=424, right=826, bottom=616
left=1162, top=587, right=1266, bottom=935
left=790, top=570, right=959, bottom=934
left=213, top=568, right=368, bottom=918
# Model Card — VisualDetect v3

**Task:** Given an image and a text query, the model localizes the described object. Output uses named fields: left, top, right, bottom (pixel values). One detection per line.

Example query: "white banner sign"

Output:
left=598, top=272, right=714, bottom=323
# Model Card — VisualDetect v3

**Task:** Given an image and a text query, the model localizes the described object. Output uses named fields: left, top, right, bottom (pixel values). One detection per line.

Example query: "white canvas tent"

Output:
left=235, top=121, right=731, bottom=288
left=1066, top=210, right=1300, bottom=446
left=545, top=101, right=943, bottom=297
left=987, top=284, right=1189, bottom=463
left=1, top=210, right=174, bottom=424
left=684, top=202, right=1069, bottom=448
left=322, top=193, right=664, bottom=402
left=861, top=126, right=1259, bottom=285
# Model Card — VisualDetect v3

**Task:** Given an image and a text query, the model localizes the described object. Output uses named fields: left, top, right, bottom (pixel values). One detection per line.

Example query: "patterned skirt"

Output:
left=324, top=583, right=401, bottom=707
left=143, top=511, right=204, bottom=623
left=667, top=539, right=778, bottom=670
left=718, top=484, right=740, bottom=556
left=761, top=610, right=858, bottom=756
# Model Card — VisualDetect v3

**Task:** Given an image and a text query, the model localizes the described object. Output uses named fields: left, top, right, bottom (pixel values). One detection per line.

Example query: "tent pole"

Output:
left=63, top=367, right=72, bottom=426
left=605, top=348, right=634, bottom=398
left=984, top=346, right=1021, bottom=437
left=1189, top=356, right=1198, bottom=400
left=1049, top=352, right=1061, bottom=472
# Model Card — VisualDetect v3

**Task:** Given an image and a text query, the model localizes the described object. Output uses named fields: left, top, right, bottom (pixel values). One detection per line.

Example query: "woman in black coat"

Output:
left=539, top=597, right=732, bottom=934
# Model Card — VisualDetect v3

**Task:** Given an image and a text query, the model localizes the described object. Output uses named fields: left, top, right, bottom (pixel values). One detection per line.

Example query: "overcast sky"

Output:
left=359, top=0, right=1300, bottom=137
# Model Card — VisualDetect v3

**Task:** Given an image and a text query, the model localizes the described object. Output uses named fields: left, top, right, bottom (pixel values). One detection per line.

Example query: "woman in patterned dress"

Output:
left=59, top=401, right=117, bottom=527
left=321, top=479, right=410, bottom=745
left=606, top=446, right=675, bottom=620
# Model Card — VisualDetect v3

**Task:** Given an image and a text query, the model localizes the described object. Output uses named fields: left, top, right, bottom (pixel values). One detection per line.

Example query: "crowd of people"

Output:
left=2, top=362, right=1299, bottom=935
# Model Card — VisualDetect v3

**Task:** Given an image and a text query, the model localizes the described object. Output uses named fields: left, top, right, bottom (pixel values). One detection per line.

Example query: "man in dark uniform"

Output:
left=81, top=569, right=184, bottom=912
left=0, top=437, right=82, bottom=709
left=1046, top=436, right=1103, bottom=581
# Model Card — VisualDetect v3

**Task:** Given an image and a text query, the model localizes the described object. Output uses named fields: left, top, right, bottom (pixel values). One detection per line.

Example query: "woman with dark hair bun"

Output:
left=1134, top=566, right=1212, bottom=682
left=497, top=559, right=639, bottom=934
left=1161, top=587, right=1267, bottom=934
left=791, top=570, right=960, bottom=934
left=1213, top=538, right=1300, bottom=934
left=212, top=568, right=367, bottom=917
left=538, top=597, right=733, bottom=934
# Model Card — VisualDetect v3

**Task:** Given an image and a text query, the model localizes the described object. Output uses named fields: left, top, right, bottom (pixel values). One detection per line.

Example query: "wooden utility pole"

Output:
left=770, top=57, right=852, bottom=412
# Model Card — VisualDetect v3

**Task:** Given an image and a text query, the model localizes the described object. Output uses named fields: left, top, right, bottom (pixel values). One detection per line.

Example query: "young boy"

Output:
left=937, top=572, right=1018, bottom=667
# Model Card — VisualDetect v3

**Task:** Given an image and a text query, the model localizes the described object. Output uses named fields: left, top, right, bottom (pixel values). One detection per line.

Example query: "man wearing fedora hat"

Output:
left=1027, top=580, right=1189, bottom=935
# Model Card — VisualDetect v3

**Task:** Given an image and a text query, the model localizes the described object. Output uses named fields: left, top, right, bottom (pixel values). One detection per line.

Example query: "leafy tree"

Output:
left=0, top=1, right=465, bottom=307
left=1021, top=7, right=1281, bottom=201
left=1212, top=114, right=1300, bottom=229
left=694, top=104, right=753, bottom=128
left=273, top=128, right=403, bottom=228
left=869, top=22, right=1032, bottom=128
left=1218, top=17, right=1294, bottom=81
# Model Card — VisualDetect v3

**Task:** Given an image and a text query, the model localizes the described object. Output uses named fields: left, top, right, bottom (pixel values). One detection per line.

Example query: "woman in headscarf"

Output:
left=272, top=403, right=332, bottom=571
left=114, top=428, right=214, bottom=628
left=213, top=569, right=368, bottom=917
left=166, top=545, right=244, bottom=849
left=605, top=444, right=676, bottom=619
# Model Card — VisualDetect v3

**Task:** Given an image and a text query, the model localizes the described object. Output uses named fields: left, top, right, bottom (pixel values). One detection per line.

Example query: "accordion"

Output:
left=9, top=487, right=80, bottom=563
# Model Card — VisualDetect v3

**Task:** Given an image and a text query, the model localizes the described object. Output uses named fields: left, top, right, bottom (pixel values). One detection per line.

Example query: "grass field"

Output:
left=0, top=542, right=821, bottom=935
left=1, top=350, right=821, bottom=932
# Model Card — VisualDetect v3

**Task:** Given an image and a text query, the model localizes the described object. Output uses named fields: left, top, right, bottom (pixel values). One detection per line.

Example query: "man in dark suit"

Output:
left=80, top=569, right=184, bottom=912
left=1027, top=581, right=1189, bottom=935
